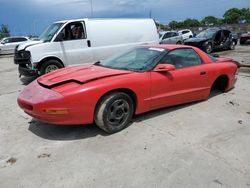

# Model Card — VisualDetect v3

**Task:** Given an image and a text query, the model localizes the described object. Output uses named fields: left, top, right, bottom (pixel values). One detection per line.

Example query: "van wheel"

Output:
left=40, top=60, right=64, bottom=75
left=94, top=92, right=134, bottom=134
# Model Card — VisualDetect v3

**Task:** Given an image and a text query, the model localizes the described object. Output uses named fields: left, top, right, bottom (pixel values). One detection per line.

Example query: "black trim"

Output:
left=18, top=65, right=38, bottom=77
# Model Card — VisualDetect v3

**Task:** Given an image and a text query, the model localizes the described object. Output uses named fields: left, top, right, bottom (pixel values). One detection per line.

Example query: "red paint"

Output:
left=17, top=45, right=237, bottom=125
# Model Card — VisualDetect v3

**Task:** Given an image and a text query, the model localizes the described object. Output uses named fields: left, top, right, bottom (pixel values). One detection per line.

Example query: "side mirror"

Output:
left=154, top=64, right=176, bottom=72
left=55, top=32, right=64, bottom=42
left=1, top=41, right=5, bottom=44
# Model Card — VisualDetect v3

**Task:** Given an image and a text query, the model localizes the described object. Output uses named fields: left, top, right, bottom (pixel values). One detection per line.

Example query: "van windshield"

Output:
left=39, top=23, right=63, bottom=42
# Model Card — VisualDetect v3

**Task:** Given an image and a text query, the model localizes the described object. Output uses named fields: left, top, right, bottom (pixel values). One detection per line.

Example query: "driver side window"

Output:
left=160, top=48, right=202, bottom=68
left=60, top=22, right=86, bottom=41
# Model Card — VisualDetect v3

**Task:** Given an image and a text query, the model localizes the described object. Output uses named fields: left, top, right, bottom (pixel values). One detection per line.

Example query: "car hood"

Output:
left=17, top=40, right=43, bottom=51
left=185, top=37, right=208, bottom=43
left=37, top=64, right=132, bottom=88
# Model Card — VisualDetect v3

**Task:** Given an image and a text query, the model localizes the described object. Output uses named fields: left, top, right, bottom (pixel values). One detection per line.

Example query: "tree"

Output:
left=182, top=18, right=200, bottom=27
left=223, top=8, right=245, bottom=24
left=241, top=8, right=250, bottom=23
left=201, top=16, right=222, bottom=26
left=169, top=21, right=179, bottom=29
left=0, top=24, right=10, bottom=39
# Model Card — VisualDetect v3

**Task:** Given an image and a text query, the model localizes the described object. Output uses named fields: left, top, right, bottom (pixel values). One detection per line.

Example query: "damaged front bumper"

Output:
left=14, top=49, right=38, bottom=77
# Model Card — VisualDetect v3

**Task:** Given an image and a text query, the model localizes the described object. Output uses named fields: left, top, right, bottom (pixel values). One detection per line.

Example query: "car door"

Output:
left=161, top=32, right=172, bottom=44
left=213, top=30, right=223, bottom=50
left=168, top=32, right=177, bottom=44
left=1, top=38, right=15, bottom=54
left=150, top=48, right=210, bottom=109
left=56, top=21, right=93, bottom=66
left=170, top=32, right=181, bottom=44
left=10, top=37, right=28, bottom=52
left=222, top=30, right=232, bottom=47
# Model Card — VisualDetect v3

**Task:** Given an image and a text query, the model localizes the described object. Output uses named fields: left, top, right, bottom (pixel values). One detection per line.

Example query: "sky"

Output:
left=0, top=0, right=249, bottom=36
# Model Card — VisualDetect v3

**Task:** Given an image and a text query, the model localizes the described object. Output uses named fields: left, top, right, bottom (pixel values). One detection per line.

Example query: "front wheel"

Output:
left=39, top=60, right=64, bottom=75
left=94, top=92, right=134, bottom=133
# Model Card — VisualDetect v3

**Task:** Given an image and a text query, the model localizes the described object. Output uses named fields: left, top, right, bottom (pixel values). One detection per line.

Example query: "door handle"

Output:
left=200, top=71, right=207, bottom=75
left=87, top=40, right=91, bottom=47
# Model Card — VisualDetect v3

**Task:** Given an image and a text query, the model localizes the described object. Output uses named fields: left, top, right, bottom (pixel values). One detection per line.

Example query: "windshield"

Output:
left=39, top=23, right=63, bottom=42
left=196, top=30, right=216, bottom=38
left=96, top=47, right=168, bottom=72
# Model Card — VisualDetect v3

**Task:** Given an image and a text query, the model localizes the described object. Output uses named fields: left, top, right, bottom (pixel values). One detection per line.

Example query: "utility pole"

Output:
left=90, top=0, right=93, bottom=17
left=149, top=10, right=152, bottom=18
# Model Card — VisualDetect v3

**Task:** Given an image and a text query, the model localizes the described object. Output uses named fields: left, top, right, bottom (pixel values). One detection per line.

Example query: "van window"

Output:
left=60, top=22, right=86, bottom=41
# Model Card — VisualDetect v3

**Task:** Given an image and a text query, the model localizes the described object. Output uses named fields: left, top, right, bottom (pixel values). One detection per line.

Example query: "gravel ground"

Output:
left=0, top=45, right=250, bottom=188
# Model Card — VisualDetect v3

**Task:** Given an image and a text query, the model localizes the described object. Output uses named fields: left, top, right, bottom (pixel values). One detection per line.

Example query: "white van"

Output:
left=14, top=18, right=159, bottom=76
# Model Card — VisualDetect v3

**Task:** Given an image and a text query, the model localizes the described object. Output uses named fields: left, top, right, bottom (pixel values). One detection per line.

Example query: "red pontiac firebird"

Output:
left=18, top=45, right=237, bottom=133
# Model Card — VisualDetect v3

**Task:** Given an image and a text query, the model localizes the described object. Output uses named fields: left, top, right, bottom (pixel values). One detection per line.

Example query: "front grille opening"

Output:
left=19, top=101, right=33, bottom=111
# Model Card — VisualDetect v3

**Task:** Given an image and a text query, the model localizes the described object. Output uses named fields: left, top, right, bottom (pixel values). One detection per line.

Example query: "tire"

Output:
left=205, top=43, right=212, bottom=53
left=94, top=92, right=134, bottom=133
left=229, top=41, right=236, bottom=50
left=176, top=41, right=182, bottom=44
left=39, top=60, right=64, bottom=75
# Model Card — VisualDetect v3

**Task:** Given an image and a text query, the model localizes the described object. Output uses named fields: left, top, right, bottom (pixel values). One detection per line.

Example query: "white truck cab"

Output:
left=14, top=18, right=159, bottom=76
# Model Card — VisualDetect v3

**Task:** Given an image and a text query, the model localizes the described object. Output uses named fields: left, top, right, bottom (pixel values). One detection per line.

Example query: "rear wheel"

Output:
left=205, top=43, right=212, bottom=53
left=39, top=60, right=64, bottom=75
left=94, top=92, right=134, bottom=133
left=229, top=41, right=236, bottom=50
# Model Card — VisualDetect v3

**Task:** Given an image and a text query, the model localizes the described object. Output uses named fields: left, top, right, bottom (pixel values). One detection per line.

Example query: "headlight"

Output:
left=20, top=51, right=31, bottom=59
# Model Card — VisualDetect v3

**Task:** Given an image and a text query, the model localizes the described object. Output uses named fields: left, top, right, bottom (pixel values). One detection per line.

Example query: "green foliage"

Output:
left=0, top=24, right=10, bottom=39
left=223, top=8, right=250, bottom=24
left=169, top=19, right=200, bottom=29
left=165, top=7, right=250, bottom=30
left=201, top=16, right=222, bottom=26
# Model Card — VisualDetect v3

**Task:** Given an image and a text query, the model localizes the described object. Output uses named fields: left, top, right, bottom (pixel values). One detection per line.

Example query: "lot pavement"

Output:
left=0, top=46, right=250, bottom=188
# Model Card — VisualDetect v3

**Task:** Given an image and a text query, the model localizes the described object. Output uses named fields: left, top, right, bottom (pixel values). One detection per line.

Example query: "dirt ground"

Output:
left=0, top=45, right=250, bottom=188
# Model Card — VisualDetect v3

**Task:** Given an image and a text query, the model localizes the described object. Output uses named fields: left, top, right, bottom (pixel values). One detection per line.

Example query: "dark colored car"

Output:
left=184, top=28, right=237, bottom=53
left=240, top=32, right=250, bottom=44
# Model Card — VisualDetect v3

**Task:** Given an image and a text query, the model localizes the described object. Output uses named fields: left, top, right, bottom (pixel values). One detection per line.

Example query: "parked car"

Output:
left=14, top=18, right=159, bottom=77
left=18, top=44, right=238, bottom=133
left=159, top=31, right=183, bottom=44
left=0, top=36, right=29, bottom=55
left=178, top=29, right=193, bottom=40
left=240, top=32, right=250, bottom=44
left=184, top=28, right=237, bottom=53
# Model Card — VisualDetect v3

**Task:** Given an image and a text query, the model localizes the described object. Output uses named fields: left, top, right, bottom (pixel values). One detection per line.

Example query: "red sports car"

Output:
left=18, top=45, right=237, bottom=133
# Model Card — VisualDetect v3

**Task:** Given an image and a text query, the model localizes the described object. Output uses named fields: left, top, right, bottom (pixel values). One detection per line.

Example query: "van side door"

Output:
left=55, top=21, right=93, bottom=66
